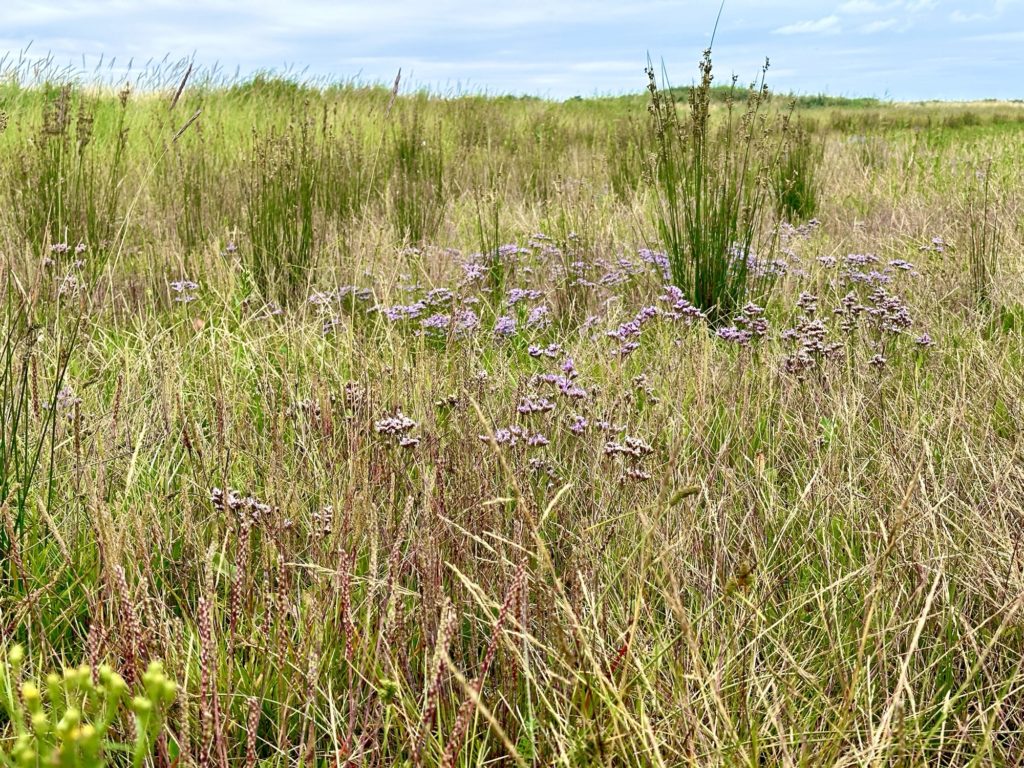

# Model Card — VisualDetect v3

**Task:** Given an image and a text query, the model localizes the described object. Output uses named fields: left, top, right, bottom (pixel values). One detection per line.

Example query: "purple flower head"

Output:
left=170, top=278, right=199, bottom=303
left=497, top=243, right=529, bottom=260
left=638, top=248, right=671, bottom=280
left=494, top=315, right=517, bottom=338
left=423, top=287, right=454, bottom=306
left=889, top=259, right=915, bottom=271
left=528, top=343, right=562, bottom=359
left=797, top=292, right=818, bottom=315
left=461, top=261, right=486, bottom=284
left=527, top=304, right=552, bottom=329
left=382, top=301, right=427, bottom=321
left=845, top=253, right=880, bottom=266
left=508, top=288, right=543, bottom=306
left=517, top=396, right=556, bottom=415
left=659, top=286, right=705, bottom=322
left=170, top=279, right=199, bottom=293
left=375, top=411, right=417, bottom=436
left=482, top=425, right=529, bottom=447
left=539, top=374, right=588, bottom=400
left=421, top=313, right=451, bottom=332
left=604, top=436, right=654, bottom=458
left=716, top=326, right=752, bottom=345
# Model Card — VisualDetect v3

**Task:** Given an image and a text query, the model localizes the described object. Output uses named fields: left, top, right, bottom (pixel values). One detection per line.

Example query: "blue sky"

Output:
left=2, top=0, right=1022, bottom=100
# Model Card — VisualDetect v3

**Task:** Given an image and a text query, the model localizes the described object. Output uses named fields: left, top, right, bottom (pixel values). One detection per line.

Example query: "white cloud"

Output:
left=904, top=0, right=938, bottom=11
left=839, top=0, right=896, bottom=13
left=773, top=15, right=841, bottom=34
left=966, top=30, right=1024, bottom=40
left=950, top=9, right=991, bottom=22
left=860, top=18, right=900, bottom=32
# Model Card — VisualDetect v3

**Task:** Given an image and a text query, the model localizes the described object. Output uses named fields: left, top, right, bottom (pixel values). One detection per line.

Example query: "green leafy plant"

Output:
left=1, top=646, right=176, bottom=768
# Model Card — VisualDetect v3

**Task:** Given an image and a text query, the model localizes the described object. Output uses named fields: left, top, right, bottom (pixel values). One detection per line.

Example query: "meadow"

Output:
left=1, top=55, right=1024, bottom=766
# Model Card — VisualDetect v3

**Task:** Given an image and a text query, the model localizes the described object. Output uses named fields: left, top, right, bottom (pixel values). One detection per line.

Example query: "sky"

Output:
left=2, top=0, right=1022, bottom=101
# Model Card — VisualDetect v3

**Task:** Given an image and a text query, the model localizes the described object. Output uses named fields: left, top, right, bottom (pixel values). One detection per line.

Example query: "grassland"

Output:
left=1, top=59, right=1023, bottom=766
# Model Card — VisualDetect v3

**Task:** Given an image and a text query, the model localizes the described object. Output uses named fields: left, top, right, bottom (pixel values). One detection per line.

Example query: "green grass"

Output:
left=1, top=63, right=1023, bottom=767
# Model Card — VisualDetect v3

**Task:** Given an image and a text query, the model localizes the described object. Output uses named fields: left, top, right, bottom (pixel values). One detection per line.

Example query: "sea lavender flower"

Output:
left=454, top=309, right=480, bottom=334
left=869, top=353, right=887, bottom=369
left=528, top=343, right=562, bottom=359
left=621, top=466, right=652, bottom=482
left=382, top=301, right=427, bottom=321
left=527, top=305, right=552, bottom=329
left=538, top=373, right=588, bottom=399
left=569, top=415, right=588, bottom=435
left=638, top=248, right=671, bottom=280
left=845, top=253, right=880, bottom=266
left=526, top=432, right=550, bottom=447
left=604, top=436, right=654, bottom=458
left=659, top=286, right=705, bottom=322
left=781, top=316, right=844, bottom=378
left=481, top=425, right=529, bottom=447
left=888, top=259, right=915, bottom=271
left=494, top=315, right=517, bottom=338
left=170, top=279, right=199, bottom=303
left=497, top=243, right=529, bottom=260
left=421, top=313, right=451, bottom=333
left=846, top=269, right=892, bottom=286
left=866, top=288, right=913, bottom=335
left=57, top=275, right=80, bottom=297
left=423, top=288, right=454, bottom=307
left=507, top=288, right=543, bottom=306
left=461, top=261, right=486, bottom=284
left=796, top=292, right=818, bottom=315
left=375, top=411, right=417, bottom=436
left=915, top=333, right=934, bottom=347
left=517, top=396, right=556, bottom=414
left=170, top=279, right=199, bottom=293
left=716, top=327, right=753, bottom=345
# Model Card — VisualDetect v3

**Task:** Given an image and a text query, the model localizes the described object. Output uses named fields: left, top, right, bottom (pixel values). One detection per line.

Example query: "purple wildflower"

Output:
left=494, top=315, right=517, bottom=338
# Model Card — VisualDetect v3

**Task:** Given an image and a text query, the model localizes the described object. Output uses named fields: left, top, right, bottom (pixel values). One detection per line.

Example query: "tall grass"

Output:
left=965, top=160, right=1001, bottom=310
left=773, top=116, right=823, bottom=222
left=646, top=50, right=781, bottom=325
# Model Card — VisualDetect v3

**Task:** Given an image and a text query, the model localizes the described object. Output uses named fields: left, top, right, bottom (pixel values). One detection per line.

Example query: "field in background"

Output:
left=1, top=60, right=1023, bottom=766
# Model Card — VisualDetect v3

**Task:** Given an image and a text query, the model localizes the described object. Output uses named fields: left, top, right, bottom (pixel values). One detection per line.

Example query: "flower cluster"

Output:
left=480, top=425, right=548, bottom=449
left=606, top=306, right=659, bottom=357
left=170, top=279, right=199, bottom=303
left=781, top=316, right=843, bottom=378
left=374, top=411, right=420, bottom=448
left=659, top=286, right=705, bottom=323
left=211, top=487, right=275, bottom=531
left=604, top=435, right=655, bottom=482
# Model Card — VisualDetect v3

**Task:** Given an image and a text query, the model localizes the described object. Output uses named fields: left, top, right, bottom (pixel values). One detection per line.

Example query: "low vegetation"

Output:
left=1, top=52, right=1023, bottom=766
